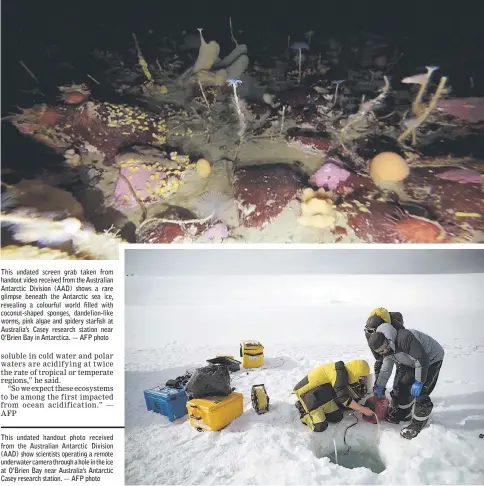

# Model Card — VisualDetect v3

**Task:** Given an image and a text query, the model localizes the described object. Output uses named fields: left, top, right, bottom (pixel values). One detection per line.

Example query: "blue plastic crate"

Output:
left=143, top=385, right=188, bottom=422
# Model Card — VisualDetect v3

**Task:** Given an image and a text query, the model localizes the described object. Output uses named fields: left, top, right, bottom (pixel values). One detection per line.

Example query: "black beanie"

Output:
left=366, top=314, right=384, bottom=330
left=368, top=332, right=388, bottom=352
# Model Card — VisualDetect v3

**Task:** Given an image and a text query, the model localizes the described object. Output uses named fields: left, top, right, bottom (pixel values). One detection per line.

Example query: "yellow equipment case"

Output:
left=186, top=392, right=243, bottom=432
left=240, top=340, right=264, bottom=368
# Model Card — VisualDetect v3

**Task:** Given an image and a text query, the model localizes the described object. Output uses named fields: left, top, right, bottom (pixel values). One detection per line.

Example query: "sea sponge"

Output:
left=195, top=69, right=228, bottom=87
left=196, top=158, right=211, bottom=178
left=58, top=84, right=91, bottom=105
left=213, top=44, right=248, bottom=69
left=214, top=69, right=228, bottom=86
left=192, top=29, right=220, bottom=74
left=298, top=214, right=335, bottom=229
left=300, top=197, right=333, bottom=217
left=297, top=188, right=336, bottom=229
left=370, top=152, right=409, bottom=183
left=226, top=55, right=249, bottom=80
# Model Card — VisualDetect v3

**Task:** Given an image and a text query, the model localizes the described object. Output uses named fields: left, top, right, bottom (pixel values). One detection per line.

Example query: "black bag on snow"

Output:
left=185, top=364, right=231, bottom=399
left=165, top=371, right=192, bottom=388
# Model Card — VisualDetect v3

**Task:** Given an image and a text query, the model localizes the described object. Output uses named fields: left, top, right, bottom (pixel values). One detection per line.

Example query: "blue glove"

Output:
left=410, top=380, right=424, bottom=397
left=373, top=386, right=385, bottom=399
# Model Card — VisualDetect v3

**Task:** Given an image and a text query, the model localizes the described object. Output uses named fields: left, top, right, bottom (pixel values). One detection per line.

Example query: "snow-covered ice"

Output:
left=125, top=272, right=484, bottom=485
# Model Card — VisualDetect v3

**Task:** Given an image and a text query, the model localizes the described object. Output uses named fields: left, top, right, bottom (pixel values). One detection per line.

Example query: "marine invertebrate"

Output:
left=436, top=169, right=484, bottom=183
left=181, top=30, right=248, bottom=87
left=197, top=80, right=211, bottom=110
left=401, top=66, right=439, bottom=116
left=297, top=188, right=337, bottom=229
left=310, top=160, right=351, bottom=190
left=132, top=33, right=153, bottom=83
left=338, top=164, right=484, bottom=243
left=370, top=152, right=409, bottom=185
left=196, top=158, right=211, bottom=178
left=227, top=78, right=246, bottom=137
left=195, top=190, right=233, bottom=224
left=369, top=151, right=410, bottom=201
left=304, top=30, right=314, bottom=47
left=383, top=212, right=451, bottom=243
left=193, top=28, right=221, bottom=74
left=340, top=76, right=391, bottom=149
left=290, top=41, right=309, bottom=86
left=200, top=222, right=229, bottom=241
left=332, top=80, right=345, bottom=104
left=398, top=75, right=447, bottom=145
left=10, top=101, right=169, bottom=165
left=58, top=84, right=91, bottom=105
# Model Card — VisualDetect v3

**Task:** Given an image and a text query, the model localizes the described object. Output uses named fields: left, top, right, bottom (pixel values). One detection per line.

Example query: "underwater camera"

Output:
left=348, top=377, right=369, bottom=401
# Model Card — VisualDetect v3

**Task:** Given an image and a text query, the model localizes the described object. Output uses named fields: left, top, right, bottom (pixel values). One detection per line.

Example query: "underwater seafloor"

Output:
left=2, top=28, right=484, bottom=258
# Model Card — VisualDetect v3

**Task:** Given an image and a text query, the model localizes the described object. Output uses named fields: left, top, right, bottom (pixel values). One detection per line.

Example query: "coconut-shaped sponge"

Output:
left=370, top=152, right=410, bottom=183
left=196, top=158, right=212, bottom=178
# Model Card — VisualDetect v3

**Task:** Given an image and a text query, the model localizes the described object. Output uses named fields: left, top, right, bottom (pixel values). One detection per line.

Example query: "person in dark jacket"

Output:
left=364, top=308, right=405, bottom=384
left=368, top=323, right=444, bottom=440
left=293, top=359, right=374, bottom=432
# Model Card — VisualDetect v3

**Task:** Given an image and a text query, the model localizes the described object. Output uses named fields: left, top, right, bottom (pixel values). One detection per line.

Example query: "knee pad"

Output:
left=325, top=409, right=343, bottom=424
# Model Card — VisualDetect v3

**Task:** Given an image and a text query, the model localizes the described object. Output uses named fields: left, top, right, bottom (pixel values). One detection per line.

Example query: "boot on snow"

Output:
left=400, top=417, right=428, bottom=439
left=386, top=406, right=412, bottom=424
left=401, top=397, right=433, bottom=439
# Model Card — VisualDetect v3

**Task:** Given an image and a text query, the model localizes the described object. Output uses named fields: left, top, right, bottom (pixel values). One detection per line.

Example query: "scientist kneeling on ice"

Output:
left=293, top=359, right=374, bottom=432
left=368, top=323, right=445, bottom=440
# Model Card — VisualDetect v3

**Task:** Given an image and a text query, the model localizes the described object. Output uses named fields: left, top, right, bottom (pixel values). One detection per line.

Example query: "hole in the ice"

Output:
left=327, top=448, right=386, bottom=474
left=311, top=439, right=386, bottom=474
